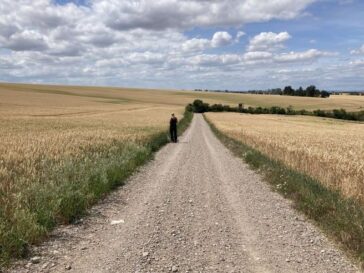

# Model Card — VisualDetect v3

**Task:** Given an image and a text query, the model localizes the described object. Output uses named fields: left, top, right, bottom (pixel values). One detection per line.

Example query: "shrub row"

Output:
left=187, top=99, right=364, bottom=121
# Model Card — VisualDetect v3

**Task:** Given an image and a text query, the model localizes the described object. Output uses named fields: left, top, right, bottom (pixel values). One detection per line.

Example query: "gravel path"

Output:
left=8, top=114, right=360, bottom=273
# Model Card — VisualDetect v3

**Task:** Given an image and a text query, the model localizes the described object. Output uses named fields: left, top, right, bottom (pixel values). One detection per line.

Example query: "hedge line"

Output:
left=187, top=99, right=364, bottom=121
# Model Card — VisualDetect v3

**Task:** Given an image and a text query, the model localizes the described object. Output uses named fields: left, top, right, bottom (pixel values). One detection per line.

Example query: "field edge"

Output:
left=204, top=114, right=364, bottom=269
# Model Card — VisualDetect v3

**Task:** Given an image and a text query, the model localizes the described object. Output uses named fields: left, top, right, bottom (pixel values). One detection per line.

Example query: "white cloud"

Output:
left=189, top=54, right=242, bottom=66
left=211, top=31, right=233, bottom=47
left=1, top=30, right=48, bottom=51
left=126, top=52, right=165, bottom=65
left=248, top=31, right=291, bottom=51
left=220, top=54, right=243, bottom=64
left=351, top=44, right=364, bottom=55
left=0, top=56, right=21, bottom=69
left=243, top=51, right=273, bottom=61
left=182, top=38, right=211, bottom=52
left=235, top=31, right=246, bottom=42
left=236, top=31, right=246, bottom=39
left=97, top=0, right=316, bottom=31
left=349, top=60, right=364, bottom=66
left=182, top=31, right=233, bottom=52
left=275, top=49, right=336, bottom=62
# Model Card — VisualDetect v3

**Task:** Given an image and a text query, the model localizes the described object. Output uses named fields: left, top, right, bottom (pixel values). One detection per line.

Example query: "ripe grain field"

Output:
left=205, top=113, right=364, bottom=202
left=0, top=83, right=192, bottom=264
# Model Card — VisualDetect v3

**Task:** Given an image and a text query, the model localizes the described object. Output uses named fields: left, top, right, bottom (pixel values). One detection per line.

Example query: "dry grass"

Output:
left=205, top=113, right=364, bottom=202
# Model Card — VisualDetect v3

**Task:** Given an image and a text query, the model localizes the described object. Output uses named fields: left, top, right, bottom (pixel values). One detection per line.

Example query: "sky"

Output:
left=0, top=0, right=364, bottom=91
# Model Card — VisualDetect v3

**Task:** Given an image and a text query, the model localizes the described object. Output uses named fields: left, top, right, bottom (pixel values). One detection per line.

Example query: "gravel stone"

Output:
left=30, top=257, right=41, bottom=264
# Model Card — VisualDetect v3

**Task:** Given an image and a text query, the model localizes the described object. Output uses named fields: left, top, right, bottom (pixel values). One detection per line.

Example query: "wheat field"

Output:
left=205, top=113, right=364, bottom=202
left=0, top=83, right=189, bottom=262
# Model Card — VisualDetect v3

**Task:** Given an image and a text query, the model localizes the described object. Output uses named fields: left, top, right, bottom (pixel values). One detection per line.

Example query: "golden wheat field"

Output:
left=205, top=112, right=364, bottom=202
left=0, top=85, right=185, bottom=203
left=0, top=83, right=191, bottom=262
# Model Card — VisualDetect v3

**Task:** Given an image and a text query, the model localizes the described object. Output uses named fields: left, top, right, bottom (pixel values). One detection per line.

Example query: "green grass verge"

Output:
left=205, top=115, right=364, bottom=268
left=0, top=110, right=193, bottom=267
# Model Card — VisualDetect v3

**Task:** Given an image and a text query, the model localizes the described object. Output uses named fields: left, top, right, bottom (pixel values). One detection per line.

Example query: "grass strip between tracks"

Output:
left=0, top=110, right=193, bottom=267
left=204, top=115, right=364, bottom=269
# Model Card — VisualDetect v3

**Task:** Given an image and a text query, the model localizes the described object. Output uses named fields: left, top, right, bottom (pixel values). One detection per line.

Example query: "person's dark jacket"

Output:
left=170, top=117, right=178, bottom=129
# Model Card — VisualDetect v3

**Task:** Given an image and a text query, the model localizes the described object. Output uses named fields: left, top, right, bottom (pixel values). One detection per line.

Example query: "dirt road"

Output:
left=10, top=114, right=359, bottom=273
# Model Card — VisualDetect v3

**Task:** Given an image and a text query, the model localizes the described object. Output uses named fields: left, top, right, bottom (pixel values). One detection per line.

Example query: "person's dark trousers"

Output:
left=170, top=127, right=177, bottom=142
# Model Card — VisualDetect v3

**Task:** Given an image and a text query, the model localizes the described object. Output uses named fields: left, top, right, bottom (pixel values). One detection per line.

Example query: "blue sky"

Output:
left=1, top=0, right=364, bottom=90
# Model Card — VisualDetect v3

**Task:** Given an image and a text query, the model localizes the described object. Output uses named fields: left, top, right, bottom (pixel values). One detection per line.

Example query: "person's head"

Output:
left=171, top=113, right=175, bottom=117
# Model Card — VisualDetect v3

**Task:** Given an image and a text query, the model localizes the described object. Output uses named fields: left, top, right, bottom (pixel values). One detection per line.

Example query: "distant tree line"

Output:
left=194, top=88, right=364, bottom=96
left=187, top=100, right=364, bottom=121
left=247, top=85, right=331, bottom=98
left=331, top=92, right=364, bottom=96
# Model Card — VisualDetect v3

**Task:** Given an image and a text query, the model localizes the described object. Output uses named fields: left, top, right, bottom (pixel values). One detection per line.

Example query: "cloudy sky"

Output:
left=0, top=0, right=364, bottom=90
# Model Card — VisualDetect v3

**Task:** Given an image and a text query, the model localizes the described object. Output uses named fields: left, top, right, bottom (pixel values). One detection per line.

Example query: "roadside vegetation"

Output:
left=205, top=113, right=364, bottom=266
left=188, top=99, right=364, bottom=121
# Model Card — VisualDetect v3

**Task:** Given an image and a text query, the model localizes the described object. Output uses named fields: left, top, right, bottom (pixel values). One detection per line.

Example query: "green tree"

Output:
left=283, top=86, right=295, bottom=96
left=320, top=90, right=330, bottom=98
left=306, top=85, right=318, bottom=97
left=296, top=86, right=305, bottom=96
left=192, top=99, right=210, bottom=113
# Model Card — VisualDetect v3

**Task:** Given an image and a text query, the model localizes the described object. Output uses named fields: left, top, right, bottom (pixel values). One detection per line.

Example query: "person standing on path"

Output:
left=170, top=113, right=178, bottom=143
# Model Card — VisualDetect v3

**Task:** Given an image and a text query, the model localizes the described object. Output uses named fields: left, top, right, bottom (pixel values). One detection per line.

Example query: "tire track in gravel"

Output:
left=8, top=114, right=360, bottom=273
